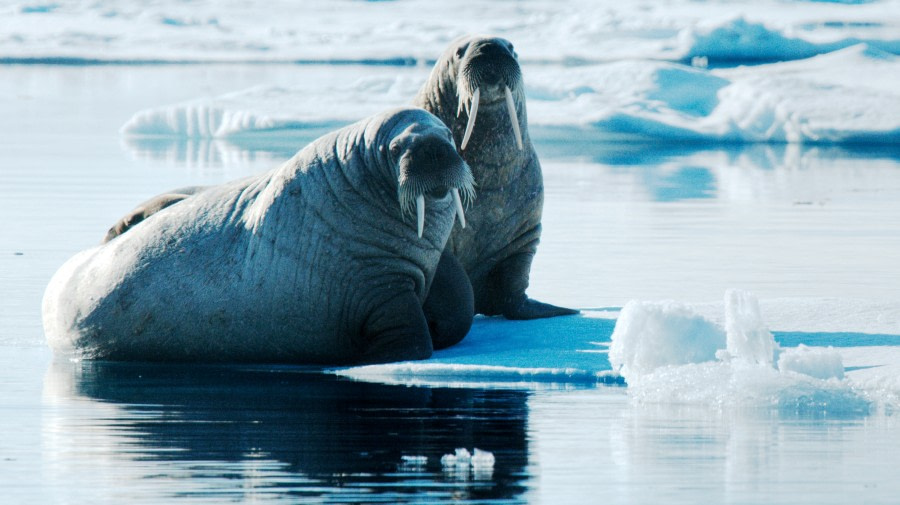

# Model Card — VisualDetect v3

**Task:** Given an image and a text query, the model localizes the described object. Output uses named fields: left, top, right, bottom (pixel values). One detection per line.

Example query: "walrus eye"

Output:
left=389, top=141, right=401, bottom=157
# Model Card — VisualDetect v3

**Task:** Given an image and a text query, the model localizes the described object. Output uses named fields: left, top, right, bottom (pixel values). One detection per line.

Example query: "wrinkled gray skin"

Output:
left=43, top=107, right=475, bottom=364
left=414, top=35, right=578, bottom=320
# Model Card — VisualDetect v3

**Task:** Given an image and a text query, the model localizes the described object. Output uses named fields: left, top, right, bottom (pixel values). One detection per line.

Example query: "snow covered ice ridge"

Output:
left=120, top=44, right=900, bottom=145
left=3, top=1, right=898, bottom=64
left=609, top=289, right=884, bottom=414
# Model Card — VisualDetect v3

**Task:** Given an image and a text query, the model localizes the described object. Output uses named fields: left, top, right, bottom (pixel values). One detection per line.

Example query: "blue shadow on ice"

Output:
left=775, top=331, right=900, bottom=348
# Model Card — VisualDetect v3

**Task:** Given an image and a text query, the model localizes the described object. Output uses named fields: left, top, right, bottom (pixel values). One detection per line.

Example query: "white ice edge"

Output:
left=330, top=297, right=900, bottom=415
left=332, top=363, right=622, bottom=387
left=120, top=44, right=900, bottom=145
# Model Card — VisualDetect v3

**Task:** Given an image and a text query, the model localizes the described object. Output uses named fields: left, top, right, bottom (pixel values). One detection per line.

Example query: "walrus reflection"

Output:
left=60, top=361, right=528, bottom=498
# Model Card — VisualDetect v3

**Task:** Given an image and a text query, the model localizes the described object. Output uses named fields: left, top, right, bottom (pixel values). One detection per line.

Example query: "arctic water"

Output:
left=2, top=61, right=899, bottom=504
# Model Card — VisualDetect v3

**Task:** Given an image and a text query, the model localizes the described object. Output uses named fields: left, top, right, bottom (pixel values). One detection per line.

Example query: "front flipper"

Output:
left=503, top=297, right=579, bottom=320
left=480, top=251, right=579, bottom=320
left=360, top=291, right=434, bottom=365
left=423, top=251, right=474, bottom=350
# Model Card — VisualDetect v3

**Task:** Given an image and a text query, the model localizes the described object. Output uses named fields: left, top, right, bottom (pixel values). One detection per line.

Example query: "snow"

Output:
left=119, top=44, right=900, bottom=145
left=4, top=0, right=892, bottom=144
left=2, top=1, right=898, bottom=64
left=336, top=291, right=900, bottom=416
left=607, top=301, right=725, bottom=377
left=608, top=291, right=889, bottom=414
left=778, top=345, right=844, bottom=380
left=723, top=289, right=777, bottom=366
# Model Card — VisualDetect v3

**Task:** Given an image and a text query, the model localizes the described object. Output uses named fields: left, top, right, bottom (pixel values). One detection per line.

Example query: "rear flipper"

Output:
left=423, top=251, right=474, bottom=350
left=103, top=186, right=208, bottom=243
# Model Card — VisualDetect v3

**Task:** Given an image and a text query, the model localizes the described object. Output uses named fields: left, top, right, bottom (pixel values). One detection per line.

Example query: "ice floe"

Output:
left=3, top=1, right=898, bottom=64
left=121, top=44, right=900, bottom=145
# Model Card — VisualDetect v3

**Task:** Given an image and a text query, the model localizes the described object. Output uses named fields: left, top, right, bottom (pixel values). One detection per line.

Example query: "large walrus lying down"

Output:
left=43, top=107, right=475, bottom=365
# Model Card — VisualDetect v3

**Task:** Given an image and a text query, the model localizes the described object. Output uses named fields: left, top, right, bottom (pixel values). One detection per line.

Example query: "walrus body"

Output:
left=43, top=107, right=475, bottom=365
left=414, top=35, right=577, bottom=320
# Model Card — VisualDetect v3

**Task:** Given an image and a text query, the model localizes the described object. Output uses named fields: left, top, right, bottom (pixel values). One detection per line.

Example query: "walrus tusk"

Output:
left=460, top=87, right=480, bottom=151
left=504, top=86, right=523, bottom=150
left=451, top=188, right=466, bottom=229
left=416, top=194, right=425, bottom=238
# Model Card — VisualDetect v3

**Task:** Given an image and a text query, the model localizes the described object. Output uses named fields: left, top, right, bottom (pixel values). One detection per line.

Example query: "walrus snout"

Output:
left=463, top=44, right=520, bottom=89
left=397, top=134, right=475, bottom=238
left=456, top=38, right=524, bottom=151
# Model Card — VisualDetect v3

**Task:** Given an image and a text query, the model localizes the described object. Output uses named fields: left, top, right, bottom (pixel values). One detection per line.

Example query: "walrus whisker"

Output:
left=504, top=86, right=523, bottom=151
left=451, top=188, right=466, bottom=229
left=460, top=87, right=480, bottom=151
left=416, top=194, right=425, bottom=238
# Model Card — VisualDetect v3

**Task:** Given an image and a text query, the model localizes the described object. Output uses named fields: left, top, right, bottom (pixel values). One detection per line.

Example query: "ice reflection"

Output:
left=528, top=389, right=900, bottom=505
left=122, top=132, right=900, bottom=206
left=43, top=359, right=530, bottom=504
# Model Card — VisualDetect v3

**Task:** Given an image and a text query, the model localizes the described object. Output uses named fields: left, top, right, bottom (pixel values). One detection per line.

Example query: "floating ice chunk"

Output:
left=471, top=448, right=496, bottom=469
left=778, top=344, right=844, bottom=380
left=440, top=448, right=495, bottom=468
left=724, top=289, right=776, bottom=366
left=609, top=290, right=868, bottom=413
left=441, top=448, right=495, bottom=480
left=609, top=300, right=725, bottom=379
left=440, top=448, right=471, bottom=467
left=400, top=455, right=428, bottom=466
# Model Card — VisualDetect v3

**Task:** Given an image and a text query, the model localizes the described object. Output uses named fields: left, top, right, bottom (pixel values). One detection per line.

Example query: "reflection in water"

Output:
left=43, top=360, right=530, bottom=504
left=646, top=165, right=716, bottom=202
left=120, top=129, right=338, bottom=174
left=528, top=388, right=900, bottom=505
left=123, top=132, right=900, bottom=205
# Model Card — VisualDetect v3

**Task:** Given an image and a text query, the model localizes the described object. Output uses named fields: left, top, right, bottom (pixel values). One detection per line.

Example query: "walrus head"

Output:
left=452, top=36, right=524, bottom=152
left=385, top=113, right=476, bottom=238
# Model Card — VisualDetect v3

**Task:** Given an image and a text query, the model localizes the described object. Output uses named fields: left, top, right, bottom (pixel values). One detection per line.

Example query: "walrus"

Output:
left=414, top=35, right=577, bottom=320
left=42, top=107, right=476, bottom=365
left=102, top=186, right=206, bottom=243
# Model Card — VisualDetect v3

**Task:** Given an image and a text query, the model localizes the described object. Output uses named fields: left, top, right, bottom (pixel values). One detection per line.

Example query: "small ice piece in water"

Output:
left=440, top=448, right=494, bottom=468
left=778, top=344, right=844, bottom=380
left=442, top=448, right=495, bottom=480
left=724, top=289, right=776, bottom=366
left=471, top=448, right=495, bottom=469
left=440, top=448, right=471, bottom=466
left=401, top=455, right=428, bottom=466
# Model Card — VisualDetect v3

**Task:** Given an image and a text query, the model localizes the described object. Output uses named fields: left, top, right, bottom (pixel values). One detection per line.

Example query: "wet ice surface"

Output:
left=3, top=40, right=900, bottom=505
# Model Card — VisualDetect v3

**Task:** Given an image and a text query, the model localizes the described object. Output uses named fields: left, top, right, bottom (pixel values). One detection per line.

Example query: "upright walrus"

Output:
left=42, top=107, right=475, bottom=365
left=414, top=35, right=577, bottom=320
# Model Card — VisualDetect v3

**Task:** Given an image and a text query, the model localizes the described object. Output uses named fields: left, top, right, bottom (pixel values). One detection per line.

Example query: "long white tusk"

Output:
left=451, top=188, right=466, bottom=229
left=459, top=87, right=480, bottom=151
left=416, top=194, right=425, bottom=238
left=504, top=86, right=523, bottom=150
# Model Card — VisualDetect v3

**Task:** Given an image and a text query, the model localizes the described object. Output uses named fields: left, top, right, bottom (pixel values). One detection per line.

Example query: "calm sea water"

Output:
left=2, top=65, right=899, bottom=504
